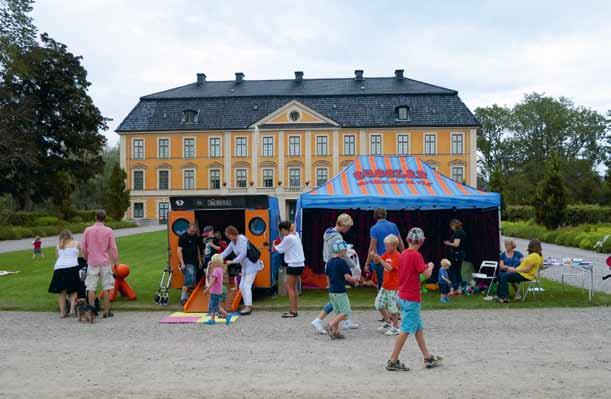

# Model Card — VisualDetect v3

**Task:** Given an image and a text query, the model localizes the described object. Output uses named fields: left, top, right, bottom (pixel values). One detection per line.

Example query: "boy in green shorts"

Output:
left=386, top=227, right=443, bottom=371
left=325, top=240, right=359, bottom=339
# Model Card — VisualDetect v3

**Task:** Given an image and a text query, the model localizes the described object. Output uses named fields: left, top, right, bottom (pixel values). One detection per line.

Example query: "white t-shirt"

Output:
left=54, top=245, right=80, bottom=270
left=274, top=234, right=305, bottom=267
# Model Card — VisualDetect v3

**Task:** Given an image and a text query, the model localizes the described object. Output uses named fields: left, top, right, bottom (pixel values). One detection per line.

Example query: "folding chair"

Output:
left=472, top=261, right=498, bottom=297
left=518, top=269, right=543, bottom=302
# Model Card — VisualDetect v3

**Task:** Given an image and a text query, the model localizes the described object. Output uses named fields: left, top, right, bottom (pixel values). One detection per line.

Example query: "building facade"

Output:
left=117, top=70, right=480, bottom=223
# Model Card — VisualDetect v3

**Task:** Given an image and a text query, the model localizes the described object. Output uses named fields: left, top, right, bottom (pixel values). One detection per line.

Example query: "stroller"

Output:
left=154, top=265, right=173, bottom=306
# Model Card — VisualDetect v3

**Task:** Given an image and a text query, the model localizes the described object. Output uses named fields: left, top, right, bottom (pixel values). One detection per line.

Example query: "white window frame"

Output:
left=423, top=132, right=437, bottom=155
left=396, top=133, right=410, bottom=155
left=157, top=169, right=170, bottom=190
left=157, top=137, right=170, bottom=159
left=183, top=168, right=196, bottom=190
left=397, top=106, right=410, bottom=121
left=315, top=135, right=329, bottom=156
left=158, top=201, right=170, bottom=221
left=209, top=136, right=222, bottom=158
left=343, top=134, right=356, bottom=156
left=234, top=136, right=248, bottom=157
left=451, top=165, right=465, bottom=182
left=315, top=167, right=329, bottom=187
left=132, top=138, right=145, bottom=160
left=262, top=168, right=274, bottom=188
left=133, top=202, right=145, bottom=219
left=288, top=135, right=301, bottom=157
left=209, top=168, right=221, bottom=190
left=451, top=132, right=465, bottom=155
left=183, top=137, right=196, bottom=159
left=288, top=167, right=301, bottom=187
left=261, top=136, right=274, bottom=157
left=235, top=168, right=248, bottom=188
left=132, top=169, right=145, bottom=191
left=369, top=134, right=383, bottom=155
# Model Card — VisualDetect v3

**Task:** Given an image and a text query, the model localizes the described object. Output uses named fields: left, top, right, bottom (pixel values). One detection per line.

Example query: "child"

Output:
left=386, top=227, right=443, bottom=371
left=438, top=259, right=452, bottom=303
left=32, top=236, right=43, bottom=259
left=325, top=240, right=359, bottom=339
left=370, top=234, right=401, bottom=336
left=203, top=254, right=232, bottom=325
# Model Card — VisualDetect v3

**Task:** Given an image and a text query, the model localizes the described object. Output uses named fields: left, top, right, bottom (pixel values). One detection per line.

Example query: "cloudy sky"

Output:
left=32, top=0, right=611, bottom=145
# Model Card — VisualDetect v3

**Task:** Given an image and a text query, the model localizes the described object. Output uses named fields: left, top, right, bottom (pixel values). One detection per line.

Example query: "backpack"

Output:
left=246, top=241, right=261, bottom=263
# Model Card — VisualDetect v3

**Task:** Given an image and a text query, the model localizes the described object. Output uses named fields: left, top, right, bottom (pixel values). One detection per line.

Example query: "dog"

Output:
left=75, top=299, right=96, bottom=324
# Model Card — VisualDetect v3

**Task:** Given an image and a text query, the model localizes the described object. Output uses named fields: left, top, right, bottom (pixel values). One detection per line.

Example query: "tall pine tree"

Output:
left=104, top=164, right=130, bottom=221
left=534, top=155, right=567, bottom=229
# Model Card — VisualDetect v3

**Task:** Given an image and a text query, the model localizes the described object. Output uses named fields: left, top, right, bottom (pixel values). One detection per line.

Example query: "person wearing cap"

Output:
left=386, top=227, right=443, bottom=371
left=325, top=240, right=359, bottom=339
left=201, top=225, right=221, bottom=272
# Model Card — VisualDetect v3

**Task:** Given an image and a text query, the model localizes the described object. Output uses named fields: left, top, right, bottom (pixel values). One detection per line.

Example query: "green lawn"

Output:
left=0, top=230, right=609, bottom=312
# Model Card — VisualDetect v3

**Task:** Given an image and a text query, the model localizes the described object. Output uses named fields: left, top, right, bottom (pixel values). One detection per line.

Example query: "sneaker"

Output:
left=311, top=318, right=327, bottom=334
left=377, top=322, right=392, bottom=332
left=341, top=319, right=360, bottom=330
left=424, top=355, right=443, bottom=368
left=204, top=319, right=216, bottom=325
left=386, top=360, right=409, bottom=371
left=384, top=327, right=400, bottom=336
left=440, top=297, right=449, bottom=303
left=514, top=293, right=522, bottom=300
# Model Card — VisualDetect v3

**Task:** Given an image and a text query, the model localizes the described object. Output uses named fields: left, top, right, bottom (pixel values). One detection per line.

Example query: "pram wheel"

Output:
left=154, top=293, right=161, bottom=304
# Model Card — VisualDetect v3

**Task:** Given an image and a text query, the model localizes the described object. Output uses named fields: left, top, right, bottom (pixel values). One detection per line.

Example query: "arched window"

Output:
left=396, top=106, right=410, bottom=121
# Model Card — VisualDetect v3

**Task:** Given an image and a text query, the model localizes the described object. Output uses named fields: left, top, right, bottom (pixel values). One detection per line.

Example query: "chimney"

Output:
left=235, top=72, right=245, bottom=83
left=294, top=71, right=304, bottom=82
left=394, top=69, right=404, bottom=80
left=196, top=73, right=206, bottom=85
left=354, top=69, right=364, bottom=81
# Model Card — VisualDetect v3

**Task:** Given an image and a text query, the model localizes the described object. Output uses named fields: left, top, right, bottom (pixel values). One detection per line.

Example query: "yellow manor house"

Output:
left=117, top=69, right=480, bottom=222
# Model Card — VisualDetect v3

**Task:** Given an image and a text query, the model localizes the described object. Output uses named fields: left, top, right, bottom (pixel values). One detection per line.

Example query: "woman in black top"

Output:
left=443, top=219, right=467, bottom=295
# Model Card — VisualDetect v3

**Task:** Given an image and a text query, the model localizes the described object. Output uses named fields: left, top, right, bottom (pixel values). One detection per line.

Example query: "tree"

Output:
left=104, top=164, right=130, bottom=221
left=0, top=0, right=36, bottom=64
left=72, top=145, right=120, bottom=209
left=475, top=104, right=516, bottom=182
left=534, top=155, right=567, bottom=229
left=0, top=31, right=108, bottom=209
left=488, top=166, right=506, bottom=214
left=50, top=171, right=75, bottom=220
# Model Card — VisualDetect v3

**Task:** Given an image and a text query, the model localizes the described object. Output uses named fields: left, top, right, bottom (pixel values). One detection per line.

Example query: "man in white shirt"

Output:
left=274, top=221, right=305, bottom=318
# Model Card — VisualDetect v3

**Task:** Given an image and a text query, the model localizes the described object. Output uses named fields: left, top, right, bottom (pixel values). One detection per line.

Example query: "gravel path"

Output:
left=0, top=224, right=165, bottom=253
left=1, top=308, right=610, bottom=398
left=504, top=236, right=611, bottom=293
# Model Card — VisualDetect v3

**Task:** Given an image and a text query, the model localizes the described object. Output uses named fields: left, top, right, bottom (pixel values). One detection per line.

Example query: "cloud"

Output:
left=30, top=0, right=611, bottom=145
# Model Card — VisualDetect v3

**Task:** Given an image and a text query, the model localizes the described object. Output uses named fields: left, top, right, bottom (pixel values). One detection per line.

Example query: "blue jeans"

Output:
left=497, top=272, right=529, bottom=299
left=371, top=263, right=384, bottom=290
left=323, top=302, right=333, bottom=314
left=182, top=264, right=196, bottom=288
left=449, top=261, right=463, bottom=291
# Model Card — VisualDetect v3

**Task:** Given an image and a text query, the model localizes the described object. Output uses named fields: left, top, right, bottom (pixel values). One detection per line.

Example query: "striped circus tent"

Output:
left=298, top=155, right=500, bottom=213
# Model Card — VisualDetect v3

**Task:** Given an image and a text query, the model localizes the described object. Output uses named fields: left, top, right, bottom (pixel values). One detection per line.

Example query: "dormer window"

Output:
left=182, top=109, right=198, bottom=124
left=396, top=106, right=410, bottom=121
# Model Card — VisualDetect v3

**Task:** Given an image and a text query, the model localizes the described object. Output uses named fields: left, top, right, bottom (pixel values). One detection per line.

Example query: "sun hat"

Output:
left=407, top=227, right=425, bottom=244
left=332, top=240, right=348, bottom=253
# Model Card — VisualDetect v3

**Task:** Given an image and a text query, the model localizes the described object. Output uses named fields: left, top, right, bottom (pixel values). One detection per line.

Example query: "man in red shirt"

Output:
left=386, top=227, right=443, bottom=371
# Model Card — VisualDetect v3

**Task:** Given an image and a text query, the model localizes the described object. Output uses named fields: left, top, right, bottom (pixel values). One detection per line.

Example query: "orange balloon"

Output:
left=114, top=264, right=130, bottom=279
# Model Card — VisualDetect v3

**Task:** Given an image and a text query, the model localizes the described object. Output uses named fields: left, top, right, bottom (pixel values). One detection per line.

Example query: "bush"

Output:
left=502, top=221, right=611, bottom=253
left=36, top=216, right=60, bottom=226
left=5, top=211, right=49, bottom=226
left=73, top=210, right=97, bottom=221
left=0, top=220, right=138, bottom=241
left=504, top=204, right=611, bottom=225
left=503, top=205, right=535, bottom=221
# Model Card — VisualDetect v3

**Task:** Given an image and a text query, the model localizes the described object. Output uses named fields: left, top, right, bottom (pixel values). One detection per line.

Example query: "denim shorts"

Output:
left=182, top=264, right=196, bottom=288
left=208, top=293, right=222, bottom=314
left=329, top=293, right=352, bottom=317
left=399, top=298, right=423, bottom=334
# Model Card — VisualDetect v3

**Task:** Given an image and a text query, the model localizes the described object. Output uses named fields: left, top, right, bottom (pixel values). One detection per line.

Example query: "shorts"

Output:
left=182, top=264, right=196, bottom=288
left=329, top=292, right=352, bottom=317
left=439, top=282, right=450, bottom=295
left=399, top=298, right=424, bottom=334
left=374, top=288, right=399, bottom=314
left=85, top=265, right=115, bottom=291
left=208, top=293, right=222, bottom=314
left=286, top=266, right=304, bottom=276
left=33, top=248, right=42, bottom=254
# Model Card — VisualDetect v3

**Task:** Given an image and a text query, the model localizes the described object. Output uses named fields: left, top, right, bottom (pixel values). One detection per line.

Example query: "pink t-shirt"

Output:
left=209, top=267, right=223, bottom=295
left=82, top=223, right=118, bottom=267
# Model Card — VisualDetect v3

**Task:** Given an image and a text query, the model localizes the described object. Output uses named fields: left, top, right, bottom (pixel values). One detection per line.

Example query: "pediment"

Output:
left=250, top=100, right=339, bottom=128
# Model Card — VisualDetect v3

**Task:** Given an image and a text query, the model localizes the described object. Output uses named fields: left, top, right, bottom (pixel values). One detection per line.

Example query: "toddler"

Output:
left=438, top=259, right=452, bottom=303
left=204, top=254, right=232, bottom=325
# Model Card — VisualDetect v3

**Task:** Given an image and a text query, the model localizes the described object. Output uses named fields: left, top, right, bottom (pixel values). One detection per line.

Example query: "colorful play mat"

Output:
left=159, top=312, right=239, bottom=325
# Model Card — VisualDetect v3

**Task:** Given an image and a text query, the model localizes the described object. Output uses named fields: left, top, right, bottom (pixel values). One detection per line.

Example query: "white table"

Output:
left=544, top=258, right=594, bottom=301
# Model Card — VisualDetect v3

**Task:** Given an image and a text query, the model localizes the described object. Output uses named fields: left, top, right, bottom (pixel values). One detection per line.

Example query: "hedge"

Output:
left=0, top=220, right=137, bottom=241
left=0, top=210, right=119, bottom=227
left=503, top=205, right=611, bottom=225
left=502, top=221, right=611, bottom=253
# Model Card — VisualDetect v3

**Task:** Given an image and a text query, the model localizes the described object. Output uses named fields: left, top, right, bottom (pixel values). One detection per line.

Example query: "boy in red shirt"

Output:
left=370, top=234, right=401, bottom=336
left=386, top=227, right=443, bottom=371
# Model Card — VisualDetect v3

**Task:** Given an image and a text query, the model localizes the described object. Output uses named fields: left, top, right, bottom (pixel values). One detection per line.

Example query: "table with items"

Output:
left=543, top=258, right=594, bottom=301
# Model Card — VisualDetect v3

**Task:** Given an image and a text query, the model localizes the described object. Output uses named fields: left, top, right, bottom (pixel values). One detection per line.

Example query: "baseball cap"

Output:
left=202, top=225, right=214, bottom=234
left=407, top=227, right=426, bottom=244
left=332, top=240, right=348, bottom=253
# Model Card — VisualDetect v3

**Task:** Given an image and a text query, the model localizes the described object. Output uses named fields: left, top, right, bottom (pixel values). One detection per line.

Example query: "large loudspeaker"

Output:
left=245, top=209, right=272, bottom=288
left=167, top=210, right=195, bottom=289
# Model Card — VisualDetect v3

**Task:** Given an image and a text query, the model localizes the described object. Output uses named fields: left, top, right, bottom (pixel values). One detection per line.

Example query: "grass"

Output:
left=0, top=230, right=610, bottom=312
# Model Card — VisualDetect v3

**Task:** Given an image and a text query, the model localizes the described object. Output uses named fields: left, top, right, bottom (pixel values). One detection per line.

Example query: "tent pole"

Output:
left=498, top=206, right=502, bottom=247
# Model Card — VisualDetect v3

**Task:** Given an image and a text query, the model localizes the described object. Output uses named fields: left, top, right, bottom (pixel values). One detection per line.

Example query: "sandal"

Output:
left=424, top=355, right=443, bottom=369
left=282, top=312, right=298, bottom=318
left=102, top=311, right=114, bottom=318
left=495, top=298, right=509, bottom=304
left=239, top=308, right=252, bottom=316
left=386, top=360, right=409, bottom=371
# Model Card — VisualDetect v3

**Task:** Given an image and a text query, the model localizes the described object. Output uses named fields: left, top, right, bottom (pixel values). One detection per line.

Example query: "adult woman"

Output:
left=48, top=230, right=81, bottom=318
left=274, top=221, right=305, bottom=318
left=220, top=225, right=262, bottom=315
left=496, top=239, right=543, bottom=303
left=443, top=219, right=467, bottom=295
left=499, top=239, right=524, bottom=298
